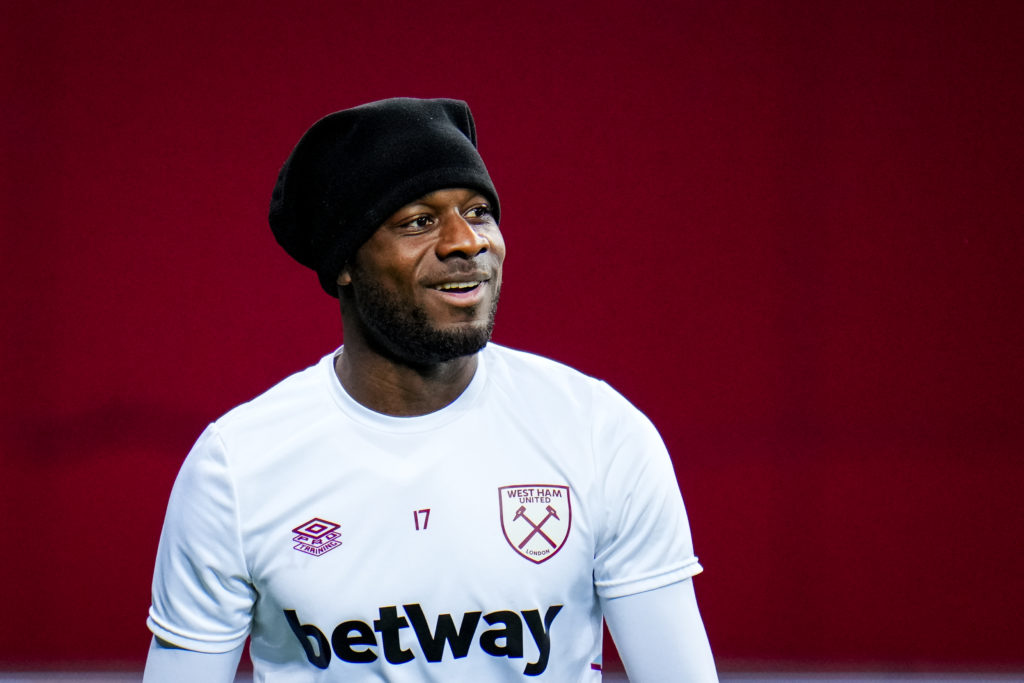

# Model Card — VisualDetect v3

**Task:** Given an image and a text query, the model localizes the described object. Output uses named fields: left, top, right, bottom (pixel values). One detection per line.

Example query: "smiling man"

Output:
left=144, top=98, right=718, bottom=682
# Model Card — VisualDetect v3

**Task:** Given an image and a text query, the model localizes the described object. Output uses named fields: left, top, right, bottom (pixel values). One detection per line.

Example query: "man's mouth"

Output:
left=432, top=280, right=484, bottom=293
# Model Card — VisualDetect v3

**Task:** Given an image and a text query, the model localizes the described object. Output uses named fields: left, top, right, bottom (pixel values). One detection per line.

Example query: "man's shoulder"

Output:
left=482, top=344, right=658, bottom=442
left=483, top=343, right=634, bottom=412
left=484, top=343, right=600, bottom=387
left=213, top=352, right=334, bottom=436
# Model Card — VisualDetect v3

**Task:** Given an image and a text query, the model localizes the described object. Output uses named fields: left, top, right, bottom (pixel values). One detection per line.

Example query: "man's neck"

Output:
left=334, top=344, right=480, bottom=417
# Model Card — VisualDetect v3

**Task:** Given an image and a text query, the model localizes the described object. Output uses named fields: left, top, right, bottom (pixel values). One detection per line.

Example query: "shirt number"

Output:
left=413, top=508, right=430, bottom=530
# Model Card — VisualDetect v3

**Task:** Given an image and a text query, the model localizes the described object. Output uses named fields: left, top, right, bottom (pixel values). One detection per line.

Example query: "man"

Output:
left=144, top=98, right=717, bottom=681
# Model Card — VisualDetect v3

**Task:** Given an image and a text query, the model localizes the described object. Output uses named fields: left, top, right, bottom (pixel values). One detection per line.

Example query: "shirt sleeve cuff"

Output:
left=594, top=556, right=703, bottom=599
left=147, top=612, right=249, bottom=654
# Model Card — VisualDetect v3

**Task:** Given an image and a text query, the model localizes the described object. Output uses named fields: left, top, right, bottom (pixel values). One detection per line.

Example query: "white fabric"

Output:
left=602, top=580, right=718, bottom=682
left=143, top=637, right=243, bottom=683
left=148, top=344, right=703, bottom=680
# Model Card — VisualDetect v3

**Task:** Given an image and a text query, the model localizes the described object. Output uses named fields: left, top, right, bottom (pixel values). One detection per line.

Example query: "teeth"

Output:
left=435, top=281, right=482, bottom=291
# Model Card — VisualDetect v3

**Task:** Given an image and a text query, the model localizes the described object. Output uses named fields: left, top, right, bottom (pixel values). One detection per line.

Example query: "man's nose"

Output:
left=436, top=214, right=489, bottom=259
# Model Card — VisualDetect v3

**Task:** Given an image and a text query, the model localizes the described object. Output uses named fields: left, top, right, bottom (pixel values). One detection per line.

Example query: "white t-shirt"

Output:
left=148, top=344, right=702, bottom=681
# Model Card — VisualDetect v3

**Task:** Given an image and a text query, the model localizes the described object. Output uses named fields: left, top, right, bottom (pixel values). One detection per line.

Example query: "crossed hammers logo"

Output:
left=512, top=504, right=560, bottom=549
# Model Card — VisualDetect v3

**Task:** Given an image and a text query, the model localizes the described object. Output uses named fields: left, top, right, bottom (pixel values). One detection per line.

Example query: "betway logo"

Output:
left=285, top=603, right=563, bottom=676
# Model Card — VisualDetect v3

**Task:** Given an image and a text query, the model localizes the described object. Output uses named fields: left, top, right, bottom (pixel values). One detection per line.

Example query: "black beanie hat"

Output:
left=269, top=97, right=501, bottom=296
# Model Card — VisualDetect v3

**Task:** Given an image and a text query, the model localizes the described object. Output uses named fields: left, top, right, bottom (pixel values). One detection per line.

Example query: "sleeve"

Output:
left=591, top=383, right=703, bottom=599
left=601, top=579, right=718, bottom=681
left=147, top=424, right=256, bottom=652
left=143, top=636, right=244, bottom=683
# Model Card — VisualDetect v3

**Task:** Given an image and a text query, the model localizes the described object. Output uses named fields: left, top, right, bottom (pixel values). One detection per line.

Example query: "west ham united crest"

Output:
left=498, top=485, right=572, bottom=564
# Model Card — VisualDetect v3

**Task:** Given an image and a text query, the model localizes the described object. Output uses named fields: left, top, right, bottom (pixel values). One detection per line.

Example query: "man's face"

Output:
left=338, top=187, right=505, bottom=366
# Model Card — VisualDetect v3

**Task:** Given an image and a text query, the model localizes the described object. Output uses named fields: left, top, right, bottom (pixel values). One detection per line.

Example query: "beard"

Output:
left=345, top=275, right=500, bottom=367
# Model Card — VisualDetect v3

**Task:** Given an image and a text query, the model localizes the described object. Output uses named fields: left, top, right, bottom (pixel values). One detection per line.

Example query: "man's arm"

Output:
left=142, top=636, right=243, bottom=683
left=146, top=426, right=254, bottom=675
left=601, top=578, right=719, bottom=682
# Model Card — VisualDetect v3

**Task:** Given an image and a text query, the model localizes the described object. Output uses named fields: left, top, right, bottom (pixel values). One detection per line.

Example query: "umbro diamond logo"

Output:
left=292, top=517, right=342, bottom=557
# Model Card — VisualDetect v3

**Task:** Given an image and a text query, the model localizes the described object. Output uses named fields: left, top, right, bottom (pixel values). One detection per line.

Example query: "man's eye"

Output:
left=402, top=216, right=433, bottom=229
left=466, top=205, right=492, bottom=219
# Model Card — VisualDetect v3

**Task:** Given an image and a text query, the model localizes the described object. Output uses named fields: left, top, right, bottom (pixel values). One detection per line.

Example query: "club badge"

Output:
left=498, top=485, right=572, bottom=564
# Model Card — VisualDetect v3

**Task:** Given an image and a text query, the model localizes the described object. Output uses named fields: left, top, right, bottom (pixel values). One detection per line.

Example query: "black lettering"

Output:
left=404, top=603, right=482, bottom=662
left=331, top=620, right=377, bottom=663
left=373, top=605, right=414, bottom=664
left=521, top=604, right=562, bottom=676
left=479, top=610, right=523, bottom=658
left=284, top=609, right=330, bottom=669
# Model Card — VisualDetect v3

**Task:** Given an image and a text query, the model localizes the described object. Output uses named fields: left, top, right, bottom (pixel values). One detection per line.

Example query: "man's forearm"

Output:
left=602, top=579, right=719, bottom=682
left=142, top=636, right=243, bottom=683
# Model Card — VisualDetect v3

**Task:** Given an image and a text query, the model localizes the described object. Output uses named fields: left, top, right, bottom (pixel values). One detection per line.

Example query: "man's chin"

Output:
left=351, top=276, right=499, bottom=367
left=376, top=327, right=492, bottom=367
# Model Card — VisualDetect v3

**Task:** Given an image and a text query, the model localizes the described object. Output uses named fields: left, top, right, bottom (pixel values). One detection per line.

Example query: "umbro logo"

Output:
left=292, top=517, right=342, bottom=557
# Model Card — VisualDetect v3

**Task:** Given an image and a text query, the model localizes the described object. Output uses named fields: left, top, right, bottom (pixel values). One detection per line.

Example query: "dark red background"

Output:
left=2, top=0, right=1022, bottom=673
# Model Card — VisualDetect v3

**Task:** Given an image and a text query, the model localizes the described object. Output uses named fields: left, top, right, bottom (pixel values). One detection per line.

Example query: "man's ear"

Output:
left=336, top=265, right=352, bottom=287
